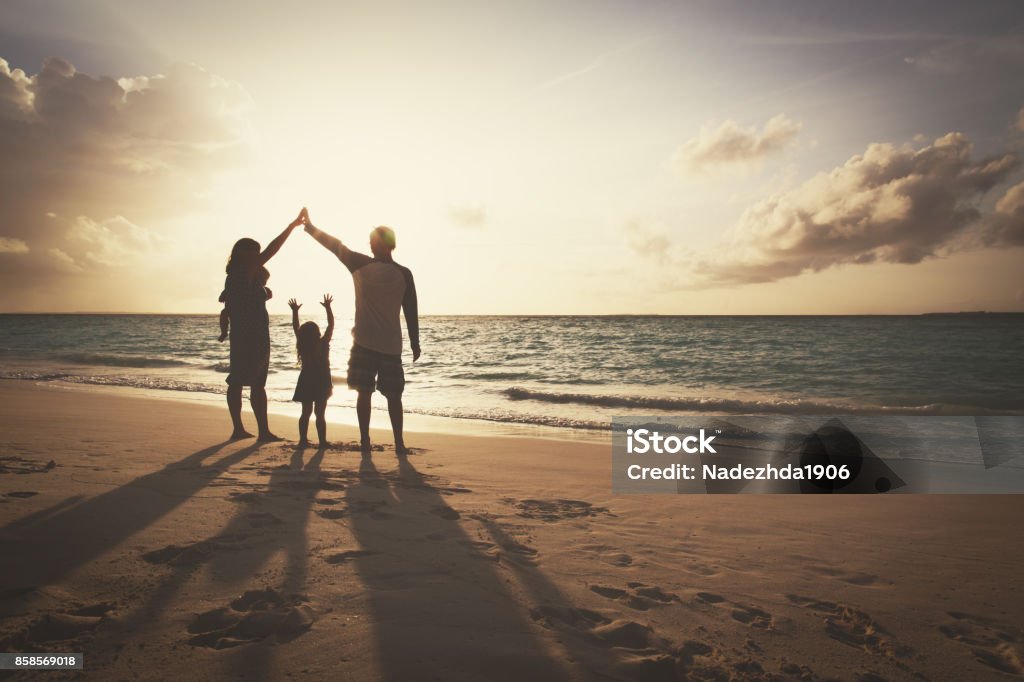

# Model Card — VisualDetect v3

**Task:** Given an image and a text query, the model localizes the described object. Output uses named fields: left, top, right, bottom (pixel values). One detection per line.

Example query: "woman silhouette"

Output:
left=220, top=208, right=306, bottom=441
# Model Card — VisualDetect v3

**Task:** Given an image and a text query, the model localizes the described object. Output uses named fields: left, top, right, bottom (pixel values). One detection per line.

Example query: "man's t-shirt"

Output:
left=335, top=244, right=418, bottom=356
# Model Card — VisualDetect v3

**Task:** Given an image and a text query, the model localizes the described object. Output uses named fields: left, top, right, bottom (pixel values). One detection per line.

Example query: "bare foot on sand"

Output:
left=360, top=439, right=372, bottom=454
left=257, top=432, right=283, bottom=443
left=230, top=430, right=255, bottom=440
left=297, top=439, right=310, bottom=448
left=395, top=443, right=410, bottom=457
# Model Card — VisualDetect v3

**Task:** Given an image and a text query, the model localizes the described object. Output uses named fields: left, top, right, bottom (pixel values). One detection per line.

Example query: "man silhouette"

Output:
left=303, top=211, right=420, bottom=454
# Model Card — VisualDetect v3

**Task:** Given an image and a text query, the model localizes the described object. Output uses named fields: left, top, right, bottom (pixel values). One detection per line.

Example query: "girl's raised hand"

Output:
left=288, top=298, right=301, bottom=311
left=320, top=293, right=333, bottom=308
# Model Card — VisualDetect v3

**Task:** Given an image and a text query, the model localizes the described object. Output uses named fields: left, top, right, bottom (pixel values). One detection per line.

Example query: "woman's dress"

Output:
left=222, top=273, right=271, bottom=387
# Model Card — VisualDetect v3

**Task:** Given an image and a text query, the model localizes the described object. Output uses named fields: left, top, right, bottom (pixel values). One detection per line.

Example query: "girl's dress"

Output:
left=293, top=338, right=333, bottom=402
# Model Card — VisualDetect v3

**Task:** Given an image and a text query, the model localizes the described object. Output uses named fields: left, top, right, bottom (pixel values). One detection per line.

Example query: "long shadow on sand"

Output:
left=0, top=440, right=261, bottom=594
left=343, top=453, right=597, bottom=681
left=93, top=444, right=328, bottom=680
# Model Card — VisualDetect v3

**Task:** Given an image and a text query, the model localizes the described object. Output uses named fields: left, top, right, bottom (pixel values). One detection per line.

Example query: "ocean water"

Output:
left=0, top=314, right=1022, bottom=431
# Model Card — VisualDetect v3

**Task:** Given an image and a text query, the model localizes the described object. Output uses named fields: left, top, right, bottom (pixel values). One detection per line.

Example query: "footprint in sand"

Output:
left=617, top=636, right=755, bottom=682
left=939, top=611, right=1023, bottom=676
left=465, top=520, right=540, bottom=565
left=593, top=620, right=654, bottom=649
left=787, top=594, right=910, bottom=659
left=531, top=605, right=702, bottom=678
left=512, top=498, right=611, bottom=522
left=730, top=604, right=774, bottom=630
left=4, top=491, right=39, bottom=499
left=600, top=551, right=633, bottom=567
left=680, top=561, right=719, bottom=577
left=589, top=582, right=681, bottom=611
left=590, top=585, right=628, bottom=600
left=805, top=563, right=881, bottom=587
left=695, top=592, right=727, bottom=604
left=571, top=543, right=633, bottom=567
left=0, top=456, right=55, bottom=474
left=694, top=593, right=774, bottom=630
left=529, top=604, right=610, bottom=632
left=187, top=588, right=315, bottom=649
left=6, top=602, right=116, bottom=650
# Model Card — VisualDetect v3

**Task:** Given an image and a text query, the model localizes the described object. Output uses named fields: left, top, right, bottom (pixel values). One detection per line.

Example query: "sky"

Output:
left=0, top=0, right=1022, bottom=314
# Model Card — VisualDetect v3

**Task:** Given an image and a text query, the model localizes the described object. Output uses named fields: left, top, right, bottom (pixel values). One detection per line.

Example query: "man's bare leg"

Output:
left=227, top=384, right=253, bottom=440
left=357, top=390, right=372, bottom=452
left=387, top=395, right=407, bottom=455
left=251, top=387, right=281, bottom=442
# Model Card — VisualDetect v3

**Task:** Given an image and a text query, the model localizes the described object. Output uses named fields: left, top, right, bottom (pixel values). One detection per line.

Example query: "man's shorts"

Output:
left=347, top=344, right=405, bottom=398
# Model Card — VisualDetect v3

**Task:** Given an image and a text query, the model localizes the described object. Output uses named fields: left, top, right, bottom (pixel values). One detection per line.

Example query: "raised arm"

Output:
left=321, top=293, right=335, bottom=343
left=303, top=213, right=372, bottom=272
left=400, top=266, right=421, bottom=361
left=259, top=208, right=305, bottom=265
left=304, top=220, right=344, bottom=258
left=288, top=298, right=301, bottom=336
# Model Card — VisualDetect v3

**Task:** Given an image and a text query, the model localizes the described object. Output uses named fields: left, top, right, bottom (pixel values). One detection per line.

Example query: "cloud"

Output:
left=674, top=114, right=801, bottom=171
left=447, top=203, right=487, bottom=229
left=684, top=132, right=1020, bottom=285
left=67, top=215, right=157, bottom=266
left=0, top=237, right=29, bottom=253
left=904, top=36, right=1024, bottom=74
left=0, top=55, right=251, bottom=295
left=976, top=180, right=1024, bottom=247
left=48, top=248, right=84, bottom=274
left=625, top=220, right=672, bottom=265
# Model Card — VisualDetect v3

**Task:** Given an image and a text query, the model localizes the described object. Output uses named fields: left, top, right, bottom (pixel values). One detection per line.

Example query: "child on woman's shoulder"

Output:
left=289, top=294, right=335, bottom=447
left=219, top=266, right=272, bottom=342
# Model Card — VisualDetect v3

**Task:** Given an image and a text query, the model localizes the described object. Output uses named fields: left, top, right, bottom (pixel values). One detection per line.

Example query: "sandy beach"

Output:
left=0, top=379, right=1020, bottom=680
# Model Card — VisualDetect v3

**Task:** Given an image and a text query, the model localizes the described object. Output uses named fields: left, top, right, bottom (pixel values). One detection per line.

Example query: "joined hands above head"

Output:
left=288, top=207, right=308, bottom=230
